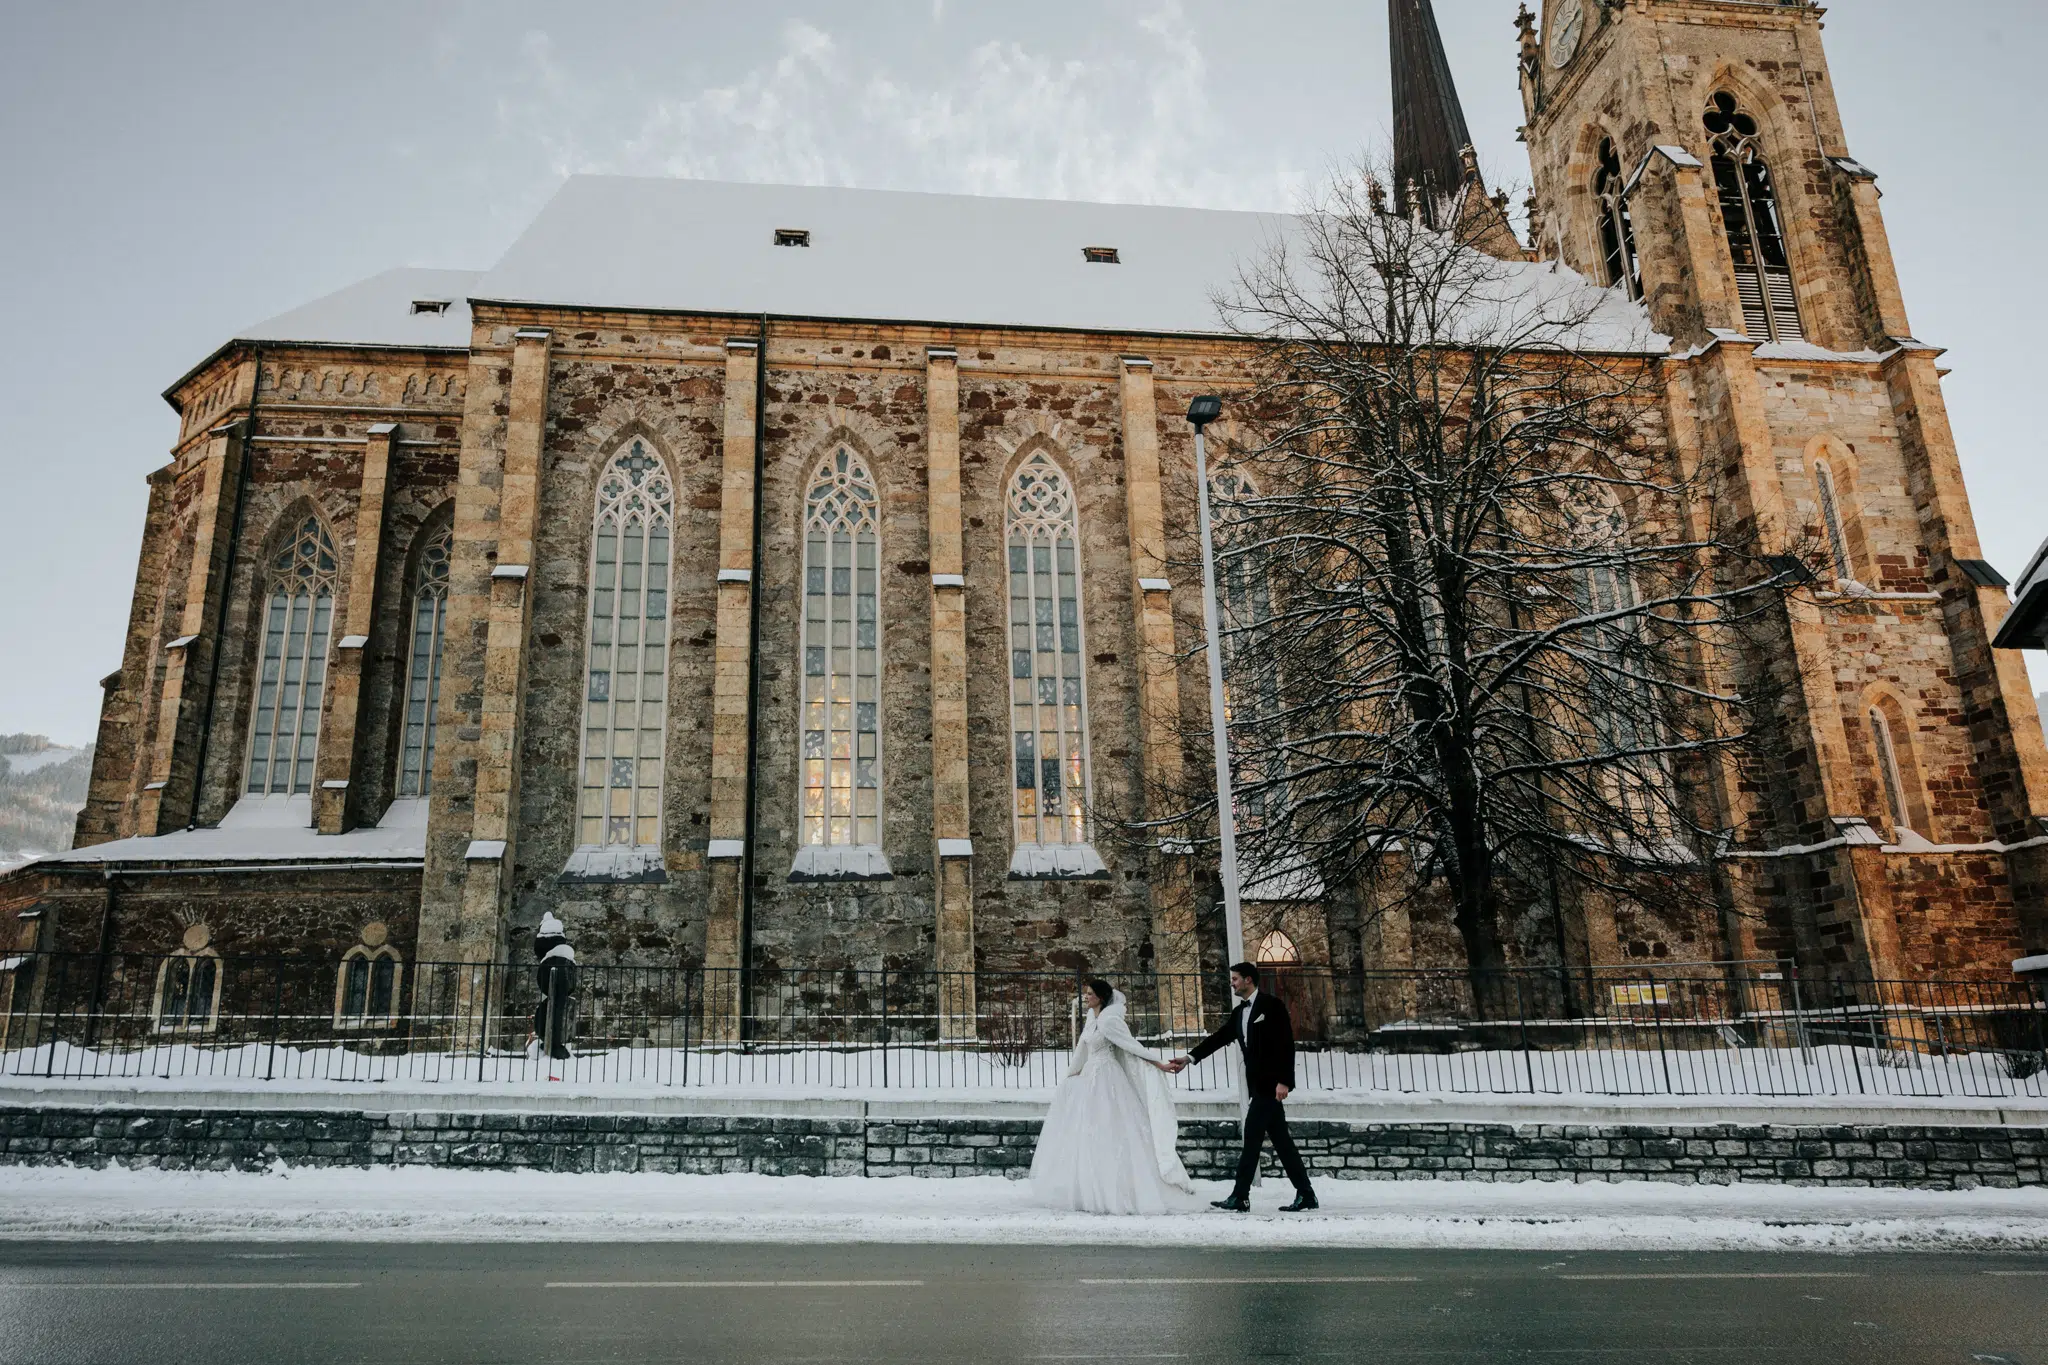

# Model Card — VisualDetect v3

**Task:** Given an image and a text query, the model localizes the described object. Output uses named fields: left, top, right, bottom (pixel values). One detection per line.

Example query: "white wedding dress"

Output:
left=1029, top=993, right=1198, bottom=1214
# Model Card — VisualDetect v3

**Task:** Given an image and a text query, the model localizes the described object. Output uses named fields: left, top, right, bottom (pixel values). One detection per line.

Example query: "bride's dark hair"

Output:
left=1086, top=978, right=1116, bottom=1010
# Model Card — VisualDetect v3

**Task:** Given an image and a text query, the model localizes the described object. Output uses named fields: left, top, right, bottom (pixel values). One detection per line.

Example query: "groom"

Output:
left=1169, top=961, right=1319, bottom=1212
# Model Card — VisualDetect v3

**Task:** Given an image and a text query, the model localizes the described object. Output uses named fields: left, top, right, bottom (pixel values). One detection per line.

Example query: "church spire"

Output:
left=1389, top=0, right=1475, bottom=221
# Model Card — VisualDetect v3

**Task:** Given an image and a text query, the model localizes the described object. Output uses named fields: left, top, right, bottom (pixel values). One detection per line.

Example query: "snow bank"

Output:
left=3, top=1165, right=2044, bottom=1250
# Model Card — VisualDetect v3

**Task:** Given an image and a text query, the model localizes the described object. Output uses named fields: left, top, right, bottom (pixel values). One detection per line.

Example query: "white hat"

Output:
left=537, top=912, right=566, bottom=938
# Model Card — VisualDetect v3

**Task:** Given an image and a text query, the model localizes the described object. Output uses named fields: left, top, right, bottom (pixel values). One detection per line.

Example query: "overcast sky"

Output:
left=3, top=0, right=2044, bottom=745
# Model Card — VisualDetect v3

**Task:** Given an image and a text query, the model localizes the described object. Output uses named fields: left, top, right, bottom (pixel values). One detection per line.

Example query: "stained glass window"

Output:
left=577, top=440, right=672, bottom=849
left=800, top=450, right=882, bottom=848
left=1006, top=454, right=1091, bottom=847
left=397, top=523, right=451, bottom=797
left=246, top=517, right=338, bottom=795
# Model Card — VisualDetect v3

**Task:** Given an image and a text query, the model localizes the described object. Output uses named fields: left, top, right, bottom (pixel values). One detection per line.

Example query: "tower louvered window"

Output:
left=1006, top=454, right=1092, bottom=848
left=577, top=441, right=672, bottom=849
left=1594, top=138, right=1642, bottom=302
left=396, top=523, right=451, bottom=797
left=799, top=450, right=882, bottom=849
left=245, top=517, right=338, bottom=795
left=1705, top=92, right=1803, bottom=342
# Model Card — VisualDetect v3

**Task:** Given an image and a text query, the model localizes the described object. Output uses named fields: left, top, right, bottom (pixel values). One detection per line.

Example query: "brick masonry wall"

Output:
left=4, top=1106, right=2042, bottom=1191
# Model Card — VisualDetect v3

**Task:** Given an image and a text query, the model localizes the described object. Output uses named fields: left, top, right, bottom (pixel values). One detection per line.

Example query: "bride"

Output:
left=1029, top=978, right=1198, bottom=1214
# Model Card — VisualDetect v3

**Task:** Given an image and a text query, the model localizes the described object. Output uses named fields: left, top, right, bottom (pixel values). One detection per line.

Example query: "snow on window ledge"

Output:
left=787, top=845, right=894, bottom=883
left=220, top=793, right=314, bottom=831
left=1007, top=843, right=1109, bottom=881
left=556, top=846, right=668, bottom=885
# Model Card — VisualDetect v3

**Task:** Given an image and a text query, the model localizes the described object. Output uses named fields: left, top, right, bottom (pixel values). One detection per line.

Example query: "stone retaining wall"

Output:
left=4, top=1106, right=2044, bottom=1190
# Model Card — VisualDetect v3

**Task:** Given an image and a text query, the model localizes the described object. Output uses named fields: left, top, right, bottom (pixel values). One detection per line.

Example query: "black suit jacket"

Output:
left=1187, top=990, right=1297, bottom=1100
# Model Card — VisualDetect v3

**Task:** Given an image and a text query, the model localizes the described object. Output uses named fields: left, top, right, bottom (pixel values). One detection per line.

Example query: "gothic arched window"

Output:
left=577, top=440, right=672, bottom=849
left=1006, top=454, right=1092, bottom=849
left=1212, top=470, right=1283, bottom=833
left=1575, top=500, right=1670, bottom=830
left=1814, top=459, right=1854, bottom=584
left=1594, top=137, right=1642, bottom=302
left=1866, top=698, right=1927, bottom=841
left=334, top=944, right=403, bottom=1029
left=799, top=450, right=882, bottom=849
left=396, top=522, right=451, bottom=797
left=246, top=516, right=338, bottom=796
left=1704, top=91, right=1803, bottom=342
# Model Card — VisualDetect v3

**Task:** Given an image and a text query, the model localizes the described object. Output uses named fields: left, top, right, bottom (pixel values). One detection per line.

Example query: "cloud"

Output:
left=492, top=4, right=1303, bottom=212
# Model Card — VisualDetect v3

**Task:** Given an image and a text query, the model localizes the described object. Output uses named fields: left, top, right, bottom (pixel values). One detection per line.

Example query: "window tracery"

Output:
left=245, top=516, right=338, bottom=796
left=1006, top=454, right=1092, bottom=848
left=799, top=450, right=882, bottom=849
left=1704, top=91, right=1803, bottom=342
left=577, top=440, right=672, bottom=849
left=1594, top=137, right=1642, bottom=302
left=335, top=943, right=402, bottom=1029
left=396, top=522, right=451, bottom=797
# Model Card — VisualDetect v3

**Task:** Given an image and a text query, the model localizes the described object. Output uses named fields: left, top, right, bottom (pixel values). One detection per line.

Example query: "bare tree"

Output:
left=1176, top=163, right=1799, bottom=1000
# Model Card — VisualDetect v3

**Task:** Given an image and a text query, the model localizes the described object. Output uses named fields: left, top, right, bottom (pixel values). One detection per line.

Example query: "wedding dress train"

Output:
left=1029, top=992, right=1198, bottom=1214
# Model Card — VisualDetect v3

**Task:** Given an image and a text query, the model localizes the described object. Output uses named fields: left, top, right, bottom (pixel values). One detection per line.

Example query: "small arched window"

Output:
left=1594, top=137, right=1642, bottom=302
left=246, top=517, right=338, bottom=796
left=396, top=522, right=451, bottom=797
left=1006, top=454, right=1092, bottom=849
left=1704, top=91, right=1803, bottom=342
left=577, top=441, right=672, bottom=849
left=1814, top=459, right=1854, bottom=583
left=1867, top=702, right=1917, bottom=840
left=155, top=925, right=220, bottom=1034
left=334, top=937, right=402, bottom=1030
left=1255, top=928, right=1300, bottom=965
left=800, top=451, right=882, bottom=850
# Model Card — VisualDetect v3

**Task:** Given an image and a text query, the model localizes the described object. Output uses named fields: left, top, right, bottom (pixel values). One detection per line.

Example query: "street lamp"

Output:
left=1186, top=394, right=1246, bottom=967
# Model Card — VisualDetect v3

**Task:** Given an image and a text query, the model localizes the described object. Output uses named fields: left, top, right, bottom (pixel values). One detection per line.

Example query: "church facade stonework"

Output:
left=5, top=0, right=2044, bottom=996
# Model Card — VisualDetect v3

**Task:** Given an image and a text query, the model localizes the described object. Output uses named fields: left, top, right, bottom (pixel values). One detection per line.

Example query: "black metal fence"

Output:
left=2, top=950, right=2044, bottom=1099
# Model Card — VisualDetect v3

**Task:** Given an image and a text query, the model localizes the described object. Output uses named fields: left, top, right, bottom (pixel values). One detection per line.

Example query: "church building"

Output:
left=5, top=0, right=2045, bottom=1015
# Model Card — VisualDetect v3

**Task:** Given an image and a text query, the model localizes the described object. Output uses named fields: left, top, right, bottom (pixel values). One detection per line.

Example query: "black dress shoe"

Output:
left=1211, top=1195, right=1250, bottom=1212
left=1280, top=1192, right=1319, bottom=1212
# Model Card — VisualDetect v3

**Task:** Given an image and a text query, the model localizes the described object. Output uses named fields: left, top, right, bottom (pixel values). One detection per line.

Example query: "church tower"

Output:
left=1516, top=0, right=2048, bottom=975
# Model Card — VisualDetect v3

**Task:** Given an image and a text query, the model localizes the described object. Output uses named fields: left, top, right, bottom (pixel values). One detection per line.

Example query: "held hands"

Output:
left=1164, top=1056, right=1190, bottom=1074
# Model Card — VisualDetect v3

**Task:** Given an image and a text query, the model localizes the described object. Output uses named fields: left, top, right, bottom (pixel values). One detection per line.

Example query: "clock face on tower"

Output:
left=1549, top=0, right=1585, bottom=68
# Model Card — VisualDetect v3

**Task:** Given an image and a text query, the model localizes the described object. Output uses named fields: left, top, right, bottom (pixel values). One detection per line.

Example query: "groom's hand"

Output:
left=1275, top=1083, right=1290, bottom=1100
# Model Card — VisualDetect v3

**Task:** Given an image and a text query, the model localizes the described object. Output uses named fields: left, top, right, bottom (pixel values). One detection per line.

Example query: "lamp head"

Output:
left=1185, top=394, right=1223, bottom=429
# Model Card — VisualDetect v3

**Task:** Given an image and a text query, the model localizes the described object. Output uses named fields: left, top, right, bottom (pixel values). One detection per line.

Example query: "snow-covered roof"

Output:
left=236, top=267, right=479, bottom=350
left=33, top=796, right=427, bottom=869
left=216, top=177, right=1665, bottom=355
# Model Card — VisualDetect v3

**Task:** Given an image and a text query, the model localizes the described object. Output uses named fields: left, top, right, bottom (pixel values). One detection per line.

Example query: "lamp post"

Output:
left=1186, top=394, right=1245, bottom=967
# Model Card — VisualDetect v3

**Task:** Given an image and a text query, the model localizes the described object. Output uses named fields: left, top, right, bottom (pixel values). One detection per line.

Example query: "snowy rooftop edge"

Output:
left=28, top=796, right=428, bottom=870
left=223, top=176, right=1669, bottom=355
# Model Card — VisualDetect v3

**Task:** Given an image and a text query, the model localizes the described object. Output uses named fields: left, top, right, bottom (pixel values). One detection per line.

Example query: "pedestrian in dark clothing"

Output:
left=1169, top=961, right=1318, bottom=1211
left=528, top=912, right=577, bottom=1063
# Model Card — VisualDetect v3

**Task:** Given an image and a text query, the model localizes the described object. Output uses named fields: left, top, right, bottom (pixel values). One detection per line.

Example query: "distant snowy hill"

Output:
left=0, top=734, right=93, bottom=872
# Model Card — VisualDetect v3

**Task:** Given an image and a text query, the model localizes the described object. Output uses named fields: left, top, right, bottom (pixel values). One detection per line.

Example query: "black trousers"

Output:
left=1234, top=1095, right=1313, bottom=1197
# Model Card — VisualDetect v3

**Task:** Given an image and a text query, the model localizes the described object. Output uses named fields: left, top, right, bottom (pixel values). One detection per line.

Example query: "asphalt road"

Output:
left=0, top=1240, right=2042, bottom=1364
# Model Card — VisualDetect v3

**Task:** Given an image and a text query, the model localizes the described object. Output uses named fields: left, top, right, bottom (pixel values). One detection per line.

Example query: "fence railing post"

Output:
left=264, top=958, right=284, bottom=1081
left=879, top=967, right=890, bottom=1091
left=1648, top=973, right=1674, bottom=1095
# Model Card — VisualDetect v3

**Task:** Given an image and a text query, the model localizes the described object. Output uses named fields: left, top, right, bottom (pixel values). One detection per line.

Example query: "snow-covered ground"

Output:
left=3, top=1164, right=2046, bottom=1250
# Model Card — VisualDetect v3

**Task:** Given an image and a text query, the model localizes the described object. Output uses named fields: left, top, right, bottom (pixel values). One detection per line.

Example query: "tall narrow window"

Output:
left=1212, top=471, right=1283, bottom=832
left=800, top=450, right=882, bottom=849
left=1868, top=705, right=1911, bottom=838
left=577, top=441, right=672, bottom=849
left=1813, top=460, right=1854, bottom=583
left=1007, top=454, right=1091, bottom=848
left=1704, top=91, right=1803, bottom=342
left=246, top=517, right=338, bottom=795
left=1577, top=504, right=1669, bottom=831
left=1594, top=137, right=1642, bottom=302
left=397, top=523, right=451, bottom=797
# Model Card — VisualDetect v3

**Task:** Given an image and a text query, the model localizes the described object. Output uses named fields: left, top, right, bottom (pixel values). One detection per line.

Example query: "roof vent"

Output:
left=1082, top=246, right=1121, bottom=264
left=774, top=228, right=812, bottom=248
left=410, top=299, right=452, bottom=315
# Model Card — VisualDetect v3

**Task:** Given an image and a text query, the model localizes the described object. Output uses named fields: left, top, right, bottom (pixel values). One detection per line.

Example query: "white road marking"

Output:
left=0, top=1282, right=360, bottom=1291
left=1983, top=1270, right=2048, bottom=1276
left=545, top=1279, right=926, bottom=1289
left=1080, top=1276, right=1421, bottom=1285
left=1559, top=1273, right=1865, bottom=1281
